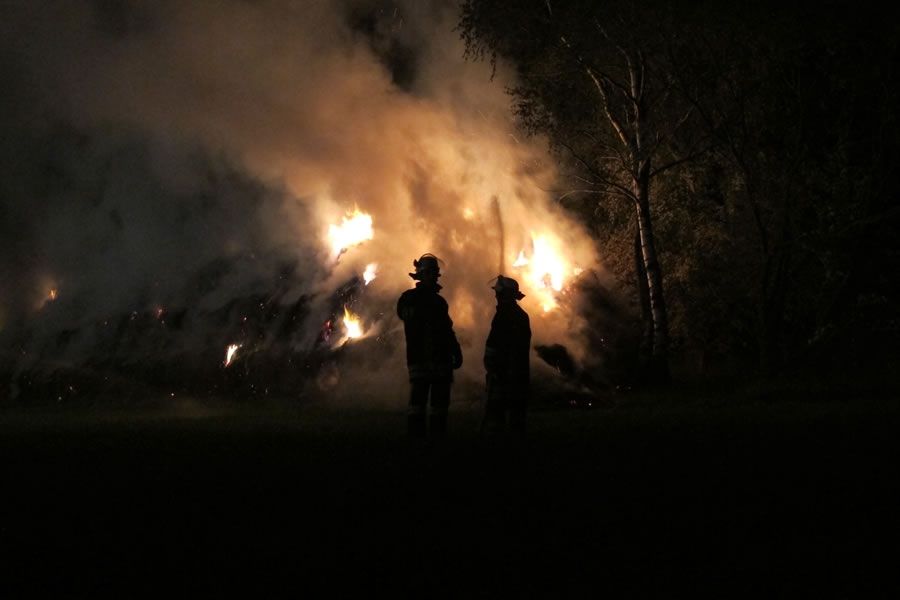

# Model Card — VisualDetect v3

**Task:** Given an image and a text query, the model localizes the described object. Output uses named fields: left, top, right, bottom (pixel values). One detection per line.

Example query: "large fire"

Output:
left=328, top=209, right=374, bottom=256
left=512, top=233, right=575, bottom=312
left=341, top=306, right=364, bottom=340
left=5, top=2, right=611, bottom=405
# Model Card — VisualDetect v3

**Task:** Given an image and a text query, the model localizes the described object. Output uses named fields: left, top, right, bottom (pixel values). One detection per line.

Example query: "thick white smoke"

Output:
left=0, top=0, right=602, bottom=402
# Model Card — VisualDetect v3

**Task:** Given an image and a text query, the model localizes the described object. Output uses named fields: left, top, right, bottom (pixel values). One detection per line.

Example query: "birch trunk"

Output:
left=634, top=229, right=653, bottom=369
left=633, top=162, right=670, bottom=382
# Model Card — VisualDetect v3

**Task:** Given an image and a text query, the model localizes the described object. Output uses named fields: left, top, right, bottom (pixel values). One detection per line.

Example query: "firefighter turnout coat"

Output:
left=484, top=301, right=531, bottom=386
left=397, top=282, right=463, bottom=381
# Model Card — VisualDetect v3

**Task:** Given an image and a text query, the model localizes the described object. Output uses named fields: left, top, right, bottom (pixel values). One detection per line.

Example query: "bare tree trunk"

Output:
left=634, top=228, right=653, bottom=370
left=633, top=162, right=670, bottom=383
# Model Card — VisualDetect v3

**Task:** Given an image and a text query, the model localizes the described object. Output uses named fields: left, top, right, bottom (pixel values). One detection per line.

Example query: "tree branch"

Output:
left=649, top=143, right=714, bottom=177
left=557, top=140, right=636, bottom=201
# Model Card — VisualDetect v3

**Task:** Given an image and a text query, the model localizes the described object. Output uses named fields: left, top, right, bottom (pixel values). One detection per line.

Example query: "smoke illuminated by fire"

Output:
left=328, top=209, right=374, bottom=257
left=1, top=1, right=605, bottom=398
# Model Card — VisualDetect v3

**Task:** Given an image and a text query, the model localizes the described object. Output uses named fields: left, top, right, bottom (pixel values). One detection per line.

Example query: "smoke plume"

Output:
left=0, top=0, right=604, bottom=403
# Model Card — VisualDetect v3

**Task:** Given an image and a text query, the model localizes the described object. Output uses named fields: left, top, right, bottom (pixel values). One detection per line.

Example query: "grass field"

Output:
left=1, top=391, right=898, bottom=595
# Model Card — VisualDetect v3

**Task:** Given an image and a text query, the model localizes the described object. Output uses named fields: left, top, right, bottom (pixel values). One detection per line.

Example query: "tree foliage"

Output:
left=460, top=0, right=900, bottom=383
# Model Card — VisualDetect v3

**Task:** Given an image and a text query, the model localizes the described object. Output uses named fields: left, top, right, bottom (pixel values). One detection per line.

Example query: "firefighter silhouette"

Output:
left=396, top=254, right=463, bottom=436
left=483, top=275, right=531, bottom=433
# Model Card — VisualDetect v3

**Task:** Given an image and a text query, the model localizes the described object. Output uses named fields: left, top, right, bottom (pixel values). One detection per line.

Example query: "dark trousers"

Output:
left=483, top=376, right=528, bottom=433
left=408, top=379, right=451, bottom=436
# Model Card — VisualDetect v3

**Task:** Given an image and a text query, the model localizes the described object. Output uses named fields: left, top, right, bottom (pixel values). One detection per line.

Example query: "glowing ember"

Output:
left=462, top=207, right=475, bottom=220
left=363, top=263, right=378, bottom=285
left=224, top=343, right=241, bottom=367
left=513, top=233, right=571, bottom=312
left=328, top=209, right=374, bottom=256
left=342, top=306, right=364, bottom=340
left=47, top=288, right=58, bottom=302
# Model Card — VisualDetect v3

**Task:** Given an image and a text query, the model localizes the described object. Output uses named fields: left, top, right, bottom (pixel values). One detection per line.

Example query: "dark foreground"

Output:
left=1, top=394, right=898, bottom=595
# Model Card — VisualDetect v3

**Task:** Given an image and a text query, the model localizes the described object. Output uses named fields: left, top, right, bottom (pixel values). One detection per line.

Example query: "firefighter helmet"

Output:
left=491, top=275, right=525, bottom=299
left=409, top=253, right=441, bottom=280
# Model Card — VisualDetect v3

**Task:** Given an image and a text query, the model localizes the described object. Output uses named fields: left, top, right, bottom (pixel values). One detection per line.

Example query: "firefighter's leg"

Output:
left=509, top=386, right=528, bottom=433
left=482, top=375, right=507, bottom=433
left=408, top=379, right=428, bottom=437
left=429, top=379, right=451, bottom=435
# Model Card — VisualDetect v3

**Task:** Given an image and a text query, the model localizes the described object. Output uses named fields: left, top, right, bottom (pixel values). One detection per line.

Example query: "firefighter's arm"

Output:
left=447, top=311, right=463, bottom=369
left=451, top=333, right=463, bottom=369
left=397, top=294, right=412, bottom=321
left=483, top=316, right=503, bottom=373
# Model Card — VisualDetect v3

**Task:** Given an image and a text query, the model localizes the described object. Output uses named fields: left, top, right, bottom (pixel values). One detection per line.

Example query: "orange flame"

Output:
left=513, top=233, right=573, bottom=312
left=363, top=263, right=378, bottom=285
left=342, top=305, right=364, bottom=340
left=328, top=209, right=374, bottom=256
left=224, top=343, right=241, bottom=367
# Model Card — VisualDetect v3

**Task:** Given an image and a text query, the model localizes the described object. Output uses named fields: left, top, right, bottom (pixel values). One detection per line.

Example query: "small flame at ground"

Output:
left=342, top=306, right=364, bottom=340
left=224, top=343, right=241, bottom=367
left=47, top=288, right=58, bottom=302
left=328, top=209, right=373, bottom=256
left=363, top=263, right=378, bottom=285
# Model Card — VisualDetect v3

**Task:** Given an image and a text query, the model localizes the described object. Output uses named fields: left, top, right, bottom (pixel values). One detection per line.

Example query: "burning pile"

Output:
left=1, top=1, right=607, bottom=403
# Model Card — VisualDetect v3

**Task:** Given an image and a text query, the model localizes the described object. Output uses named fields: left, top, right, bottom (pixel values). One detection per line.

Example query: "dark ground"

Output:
left=1, top=390, right=898, bottom=596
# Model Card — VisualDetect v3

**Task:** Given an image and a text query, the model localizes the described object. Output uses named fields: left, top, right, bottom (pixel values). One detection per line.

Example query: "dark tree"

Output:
left=461, top=1, right=900, bottom=383
left=669, top=4, right=900, bottom=374
left=460, top=0, right=712, bottom=382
